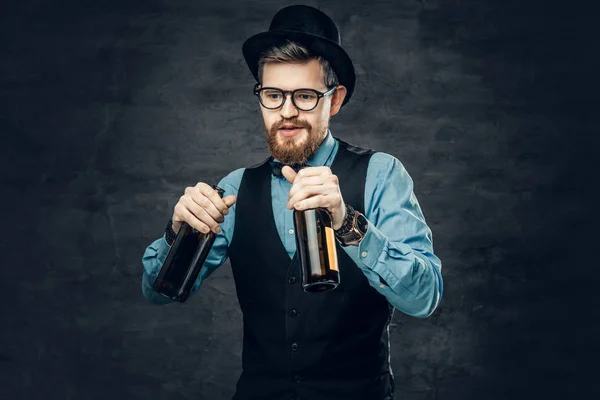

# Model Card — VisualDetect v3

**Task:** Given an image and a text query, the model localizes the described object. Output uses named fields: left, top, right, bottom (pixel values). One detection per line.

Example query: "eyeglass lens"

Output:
left=259, top=89, right=319, bottom=110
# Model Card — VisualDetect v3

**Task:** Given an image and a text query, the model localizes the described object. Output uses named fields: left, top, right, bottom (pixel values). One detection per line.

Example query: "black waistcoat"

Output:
left=228, top=138, right=395, bottom=400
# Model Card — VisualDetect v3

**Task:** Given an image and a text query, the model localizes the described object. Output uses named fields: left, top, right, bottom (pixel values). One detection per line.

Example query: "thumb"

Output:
left=281, top=165, right=297, bottom=184
left=223, top=194, right=237, bottom=207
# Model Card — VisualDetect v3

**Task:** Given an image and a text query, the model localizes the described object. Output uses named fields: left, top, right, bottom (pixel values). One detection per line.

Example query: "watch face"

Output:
left=356, top=214, right=368, bottom=234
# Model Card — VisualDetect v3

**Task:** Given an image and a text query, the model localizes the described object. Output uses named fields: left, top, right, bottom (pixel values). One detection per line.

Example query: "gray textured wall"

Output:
left=1, top=0, right=596, bottom=399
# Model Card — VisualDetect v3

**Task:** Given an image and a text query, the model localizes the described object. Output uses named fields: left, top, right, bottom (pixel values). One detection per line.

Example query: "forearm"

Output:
left=139, top=171, right=240, bottom=304
left=141, top=229, right=232, bottom=305
left=342, top=220, right=443, bottom=318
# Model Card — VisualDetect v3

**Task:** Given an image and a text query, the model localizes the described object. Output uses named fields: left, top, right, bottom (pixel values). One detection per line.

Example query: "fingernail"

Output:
left=223, top=209, right=229, bottom=215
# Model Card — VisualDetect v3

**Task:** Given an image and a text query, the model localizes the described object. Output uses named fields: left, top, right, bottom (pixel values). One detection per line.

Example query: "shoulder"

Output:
left=333, top=136, right=409, bottom=179
left=369, top=152, right=403, bottom=170
left=367, top=152, right=412, bottom=184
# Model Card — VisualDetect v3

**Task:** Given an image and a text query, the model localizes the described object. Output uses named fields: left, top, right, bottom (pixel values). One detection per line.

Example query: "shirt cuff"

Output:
left=340, top=220, right=399, bottom=288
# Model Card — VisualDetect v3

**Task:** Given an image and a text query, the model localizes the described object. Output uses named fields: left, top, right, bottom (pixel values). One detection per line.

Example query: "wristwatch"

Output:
left=334, top=203, right=369, bottom=247
left=165, top=219, right=177, bottom=246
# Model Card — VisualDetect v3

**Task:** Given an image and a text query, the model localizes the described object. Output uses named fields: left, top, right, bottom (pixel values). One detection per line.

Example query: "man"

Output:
left=141, top=5, right=443, bottom=400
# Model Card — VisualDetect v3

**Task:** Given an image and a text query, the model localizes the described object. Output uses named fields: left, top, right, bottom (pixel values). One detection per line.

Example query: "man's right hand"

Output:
left=172, top=183, right=236, bottom=234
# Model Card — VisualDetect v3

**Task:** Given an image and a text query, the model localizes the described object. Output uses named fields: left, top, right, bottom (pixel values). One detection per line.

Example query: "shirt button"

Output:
left=289, top=229, right=294, bottom=235
left=288, top=276, right=296, bottom=284
left=291, top=342, right=299, bottom=351
left=289, top=309, right=298, bottom=317
left=361, top=251, right=368, bottom=258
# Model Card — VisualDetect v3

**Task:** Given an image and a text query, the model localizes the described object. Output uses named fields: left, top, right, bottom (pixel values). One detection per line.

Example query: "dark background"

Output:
left=1, top=0, right=597, bottom=399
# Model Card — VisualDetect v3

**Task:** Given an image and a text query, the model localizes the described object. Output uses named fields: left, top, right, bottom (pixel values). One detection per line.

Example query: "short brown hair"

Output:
left=258, top=40, right=339, bottom=88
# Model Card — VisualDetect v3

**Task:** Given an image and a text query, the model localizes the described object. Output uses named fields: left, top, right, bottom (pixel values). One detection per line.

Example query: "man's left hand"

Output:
left=282, top=165, right=346, bottom=230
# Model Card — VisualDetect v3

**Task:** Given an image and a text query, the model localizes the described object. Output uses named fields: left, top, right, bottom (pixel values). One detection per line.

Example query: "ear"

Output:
left=329, top=85, right=347, bottom=117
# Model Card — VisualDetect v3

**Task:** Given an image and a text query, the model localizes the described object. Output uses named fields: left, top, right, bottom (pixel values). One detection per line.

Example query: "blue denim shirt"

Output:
left=142, top=130, right=443, bottom=318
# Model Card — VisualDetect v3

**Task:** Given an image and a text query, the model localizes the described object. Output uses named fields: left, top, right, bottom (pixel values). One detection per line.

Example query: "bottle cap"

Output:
left=211, top=184, right=225, bottom=198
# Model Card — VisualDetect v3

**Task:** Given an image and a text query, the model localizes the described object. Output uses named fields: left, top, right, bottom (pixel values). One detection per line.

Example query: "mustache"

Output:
left=273, top=118, right=310, bottom=130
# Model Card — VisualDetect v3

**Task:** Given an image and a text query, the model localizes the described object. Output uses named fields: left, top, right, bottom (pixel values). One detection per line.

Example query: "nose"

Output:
left=279, top=93, right=299, bottom=119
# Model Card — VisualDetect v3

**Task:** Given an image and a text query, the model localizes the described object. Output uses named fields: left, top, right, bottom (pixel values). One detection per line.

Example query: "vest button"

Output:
left=289, top=309, right=298, bottom=317
left=288, top=276, right=296, bottom=284
left=291, top=342, right=299, bottom=351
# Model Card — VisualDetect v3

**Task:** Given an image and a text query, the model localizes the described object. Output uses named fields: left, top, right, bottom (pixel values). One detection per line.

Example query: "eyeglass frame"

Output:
left=253, top=83, right=338, bottom=111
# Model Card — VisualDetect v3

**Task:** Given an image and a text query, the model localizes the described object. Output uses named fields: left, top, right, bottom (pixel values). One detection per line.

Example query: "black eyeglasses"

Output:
left=253, top=83, right=338, bottom=111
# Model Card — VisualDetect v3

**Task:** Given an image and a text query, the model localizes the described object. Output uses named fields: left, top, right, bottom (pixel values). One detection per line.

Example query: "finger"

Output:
left=183, top=198, right=223, bottom=233
left=176, top=203, right=212, bottom=234
left=293, top=194, right=329, bottom=211
left=200, top=185, right=230, bottom=214
left=287, top=185, right=328, bottom=210
left=190, top=191, right=224, bottom=224
left=288, top=175, right=326, bottom=200
left=281, top=165, right=297, bottom=184
left=223, top=194, right=237, bottom=209
left=294, top=166, right=332, bottom=180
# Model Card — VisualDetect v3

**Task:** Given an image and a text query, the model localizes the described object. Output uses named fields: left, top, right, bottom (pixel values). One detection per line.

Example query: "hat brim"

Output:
left=242, top=31, right=356, bottom=107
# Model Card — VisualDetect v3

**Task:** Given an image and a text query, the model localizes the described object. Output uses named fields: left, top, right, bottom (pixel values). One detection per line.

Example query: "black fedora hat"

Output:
left=242, top=5, right=355, bottom=107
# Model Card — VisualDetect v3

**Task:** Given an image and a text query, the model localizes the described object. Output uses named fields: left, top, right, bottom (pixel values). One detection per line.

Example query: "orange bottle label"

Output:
left=324, top=226, right=339, bottom=272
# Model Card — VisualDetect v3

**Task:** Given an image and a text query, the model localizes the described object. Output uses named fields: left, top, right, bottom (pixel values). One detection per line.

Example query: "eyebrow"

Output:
left=260, top=86, right=326, bottom=91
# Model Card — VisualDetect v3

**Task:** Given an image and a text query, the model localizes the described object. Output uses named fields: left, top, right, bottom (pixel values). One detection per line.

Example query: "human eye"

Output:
left=297, top=90, right=317, bottom=100
left=263, top=90, right=282, bottom=99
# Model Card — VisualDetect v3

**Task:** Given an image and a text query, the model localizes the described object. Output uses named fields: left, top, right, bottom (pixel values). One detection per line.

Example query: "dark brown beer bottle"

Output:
left=153, top=185, right=225, bottom=302
left=293, top=207, right=340, bottom=292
